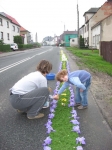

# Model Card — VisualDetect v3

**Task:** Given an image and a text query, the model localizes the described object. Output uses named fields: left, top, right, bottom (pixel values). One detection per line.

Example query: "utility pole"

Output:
left=77, top=1, right=80, bottom=48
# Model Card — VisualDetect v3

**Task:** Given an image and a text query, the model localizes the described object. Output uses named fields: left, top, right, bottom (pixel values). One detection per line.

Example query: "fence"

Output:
left=100, top=41, right=112, bottom=63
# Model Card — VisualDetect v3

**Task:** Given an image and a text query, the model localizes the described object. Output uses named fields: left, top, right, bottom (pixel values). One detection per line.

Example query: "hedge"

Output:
left=0, top=44, right=11, bottom=52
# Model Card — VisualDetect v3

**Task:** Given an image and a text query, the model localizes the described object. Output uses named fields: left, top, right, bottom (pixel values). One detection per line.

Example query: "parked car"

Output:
left=10, top=43, right=18, bottom=51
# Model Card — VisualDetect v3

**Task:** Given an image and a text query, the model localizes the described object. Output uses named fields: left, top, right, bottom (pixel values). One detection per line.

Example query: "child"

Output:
left=53, top=69, right=91, bottom=109
left=9, top=60, right=52, bottom=119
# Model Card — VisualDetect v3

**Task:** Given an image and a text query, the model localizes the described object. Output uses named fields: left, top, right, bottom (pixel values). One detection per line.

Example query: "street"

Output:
left=0, top=46, right=60, bottom=150
left=1, top=46, right=112, bottom=150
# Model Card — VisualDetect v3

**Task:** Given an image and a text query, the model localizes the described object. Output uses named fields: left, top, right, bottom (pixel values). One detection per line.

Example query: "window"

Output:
left=7, top=21, right=9, bottom=28
left=1, top=32, right=3, bottom=39
left=13, top=25, right=15, bottom=31
left=17, top=27, right=19, bottom=33
left=97, top=35, right=100, bottom=44
left=0, top=18, right=3, bottom=26
left=7, top=33, right=10, bottom=40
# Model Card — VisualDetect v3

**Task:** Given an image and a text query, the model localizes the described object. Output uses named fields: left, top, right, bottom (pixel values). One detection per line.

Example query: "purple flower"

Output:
left=71, top=109, right=77, bottom=115
left=70, top=119, right=80, bottom=125
left=68, top=102, right=75, bottom=107
left=72, top=125, right=80, bottom=134
left=48, top=113, right=55, bottom=119
left=76, top=146, right=83, bottom=150
left=43, top=146, right=51, bottom=150
left=51, top=104, right=57, bottom=109
left=45, top=119, right=52, bottom=128
left=47, top=126, right=55, bottom=134
left=43, top=136, right=52, bottom=145
left=50, top=100, right=57, bottom=105
left=76, top=137, right=86, bottom=145
left=50, top=107, right=55, bottom=113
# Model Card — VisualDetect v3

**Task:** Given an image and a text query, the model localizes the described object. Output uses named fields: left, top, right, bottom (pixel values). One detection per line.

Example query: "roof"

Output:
left=0, top=12, right=11, bottom=21
left=20, top=26, right=30, bottom=32
left=0, top=12, right=21, bottom=27
left=83, top=8, right=99, bottom=16
left=60, top=30, right=78, bottom=41
left=91, top=14, right=112, bottom=30
left=64, top=30, right=78, bottom=34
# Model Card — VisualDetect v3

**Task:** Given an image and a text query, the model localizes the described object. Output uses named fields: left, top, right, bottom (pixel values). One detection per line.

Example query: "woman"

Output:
left=9, top=60, right=52, bottom=119
left=53, top=69, right=91, bottom=109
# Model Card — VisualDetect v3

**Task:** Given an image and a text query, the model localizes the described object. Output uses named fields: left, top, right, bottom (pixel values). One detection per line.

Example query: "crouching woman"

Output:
left=9, top=60, right=52, bottom=119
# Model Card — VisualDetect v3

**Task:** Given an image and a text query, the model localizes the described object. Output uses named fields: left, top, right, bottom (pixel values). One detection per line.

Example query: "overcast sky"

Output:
left=0, top=0, right=106, bottom=42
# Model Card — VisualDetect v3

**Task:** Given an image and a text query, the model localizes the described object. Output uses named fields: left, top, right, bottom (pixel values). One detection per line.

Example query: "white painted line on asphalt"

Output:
left=0, top=48, right=53, bottom=73
left=0, top=57, right=31, bottom=73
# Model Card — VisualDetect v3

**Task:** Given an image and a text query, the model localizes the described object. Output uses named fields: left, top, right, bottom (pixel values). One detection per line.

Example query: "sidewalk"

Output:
left=0, top=51, right=24, bottom=58
left=0, top=47, right=41, bottom=58
left=63, top=47, right=112, bottom=150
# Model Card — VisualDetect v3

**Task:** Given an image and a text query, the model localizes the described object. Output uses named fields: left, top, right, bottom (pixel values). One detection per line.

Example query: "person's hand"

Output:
left=80, top=89, right=83, bottom=92
left=53, top=94, right=59, bottom=100
left=48, top=87, right=52, bottom=93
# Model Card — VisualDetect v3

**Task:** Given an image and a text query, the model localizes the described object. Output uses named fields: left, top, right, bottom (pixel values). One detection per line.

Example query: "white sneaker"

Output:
left=43, top=101, right=49, bottom=108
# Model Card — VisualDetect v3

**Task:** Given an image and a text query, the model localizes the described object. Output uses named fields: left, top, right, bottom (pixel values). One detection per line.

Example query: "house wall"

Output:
left=0, top=15, right=20, bottom=44
left=91, top=25, right=101, bottom=49
left=89, top=1, right=112, bottom=46
left=11, top=23, right=20, bottom=43
left=101, top=15, right=112, bottom=41
left=64, top=34, right=77, bottom=47
left=84, top=13, right=94, bottom=23
left=70, top=38, right=78, bottom=47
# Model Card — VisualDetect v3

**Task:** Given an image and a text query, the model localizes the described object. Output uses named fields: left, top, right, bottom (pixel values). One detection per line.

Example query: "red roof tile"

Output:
left=5, top=13, right=21, bottom=27
left=20, top=27, right=27, bottom=31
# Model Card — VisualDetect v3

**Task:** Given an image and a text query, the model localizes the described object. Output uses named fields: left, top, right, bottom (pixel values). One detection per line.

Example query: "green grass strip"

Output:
left=49, top=51, right=79, bottom=150
left=66, top=47, right=112, bottom=76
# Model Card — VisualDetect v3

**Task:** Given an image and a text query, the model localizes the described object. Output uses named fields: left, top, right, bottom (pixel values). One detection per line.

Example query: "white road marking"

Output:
left=0, top=48, right=53, bottom=73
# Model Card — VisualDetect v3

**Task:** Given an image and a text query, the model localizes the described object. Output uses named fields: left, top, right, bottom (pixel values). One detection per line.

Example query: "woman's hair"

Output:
left=56, top=69, right=68, bottom=82
left=37, top=60, right=52, bottom=74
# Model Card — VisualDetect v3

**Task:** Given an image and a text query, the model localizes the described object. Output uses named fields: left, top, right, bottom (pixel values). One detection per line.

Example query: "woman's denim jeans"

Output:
left=75, top=77, right=91, bottom=106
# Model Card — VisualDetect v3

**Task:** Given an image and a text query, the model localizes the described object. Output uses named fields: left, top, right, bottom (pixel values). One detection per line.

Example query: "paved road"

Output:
left=1, top=46, right=112, bottom=150
left=0, top=46, right=60, bottom=150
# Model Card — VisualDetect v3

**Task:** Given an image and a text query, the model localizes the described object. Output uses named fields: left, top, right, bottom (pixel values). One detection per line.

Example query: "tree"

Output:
left=79, top=35, right=85, bottom=48
left=14, top=36, right=23, bottom=44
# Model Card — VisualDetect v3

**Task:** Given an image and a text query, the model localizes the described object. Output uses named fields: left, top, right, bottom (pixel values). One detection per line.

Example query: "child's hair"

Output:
left=56, top=69, right=68, bottom=82
left=37, top=60, right=52, bottom=74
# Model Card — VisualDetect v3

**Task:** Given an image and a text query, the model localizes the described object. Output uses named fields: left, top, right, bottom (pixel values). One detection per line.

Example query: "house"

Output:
left=89, top=0, right=112, bottom=47
left=0, top=12, right=20, bottom=44
left=91, top=14, right=112, bottom=49
left=79, top=8, right=99, bottom=46
left=20, top=27, right=31, bottom=44
left=60, top=30, right=78, bottom=47
left=42, top=36, right=54, bottom=46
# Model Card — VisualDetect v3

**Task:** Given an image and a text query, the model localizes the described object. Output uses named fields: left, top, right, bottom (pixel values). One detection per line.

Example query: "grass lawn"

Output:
left=50, top=89, right=79, bottom=150
left=66, top=47, right=112, bottom=76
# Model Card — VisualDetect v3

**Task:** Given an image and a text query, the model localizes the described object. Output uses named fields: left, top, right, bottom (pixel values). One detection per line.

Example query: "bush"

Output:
left=14, top=36, right=23, bottom=44
left=0, top=44, right=11, bottom=52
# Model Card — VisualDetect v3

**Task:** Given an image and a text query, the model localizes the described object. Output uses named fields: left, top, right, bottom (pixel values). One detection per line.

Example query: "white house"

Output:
left=91, top=14, right=112, bottom=49
left=89, top=0, right=112, bottom=48
left=79, top=8, right=99, bottom=46
left=0, top=12, right=20, bottom=44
